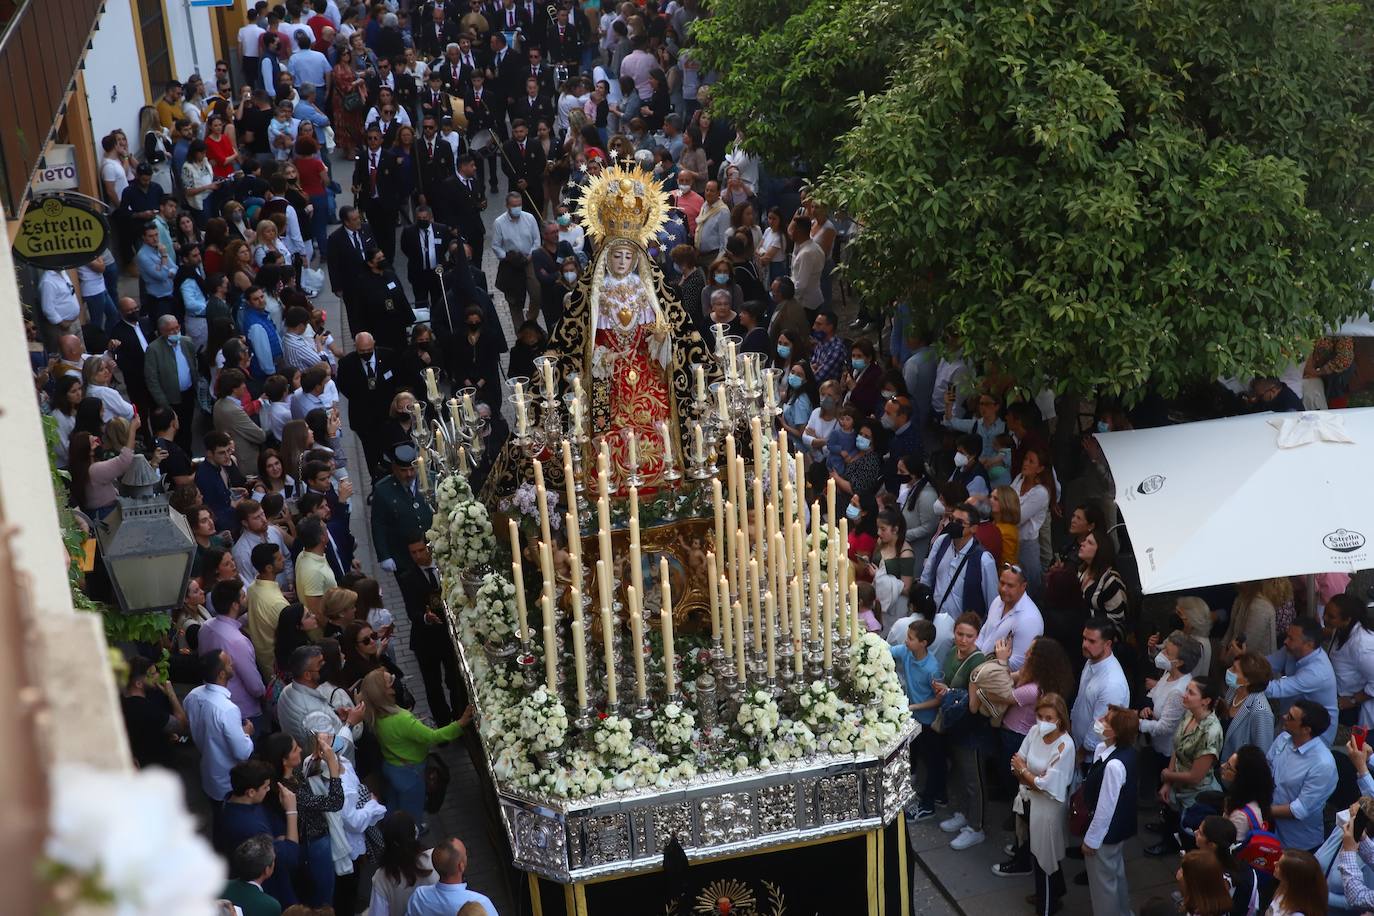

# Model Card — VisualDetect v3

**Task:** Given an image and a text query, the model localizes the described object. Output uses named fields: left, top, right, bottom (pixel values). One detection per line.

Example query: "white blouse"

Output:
left=1138, top=672, right=1192, bottom=757
left=1011, top=474, right=1050, bottom=541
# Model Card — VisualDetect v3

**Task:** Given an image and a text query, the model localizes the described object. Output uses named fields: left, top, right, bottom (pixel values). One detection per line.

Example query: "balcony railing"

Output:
left=0, top=0, right=104, bottom=216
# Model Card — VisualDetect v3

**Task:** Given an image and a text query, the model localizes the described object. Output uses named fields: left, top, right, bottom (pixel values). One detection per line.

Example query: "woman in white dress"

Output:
left=1007, top=692, right=1076, bottom=916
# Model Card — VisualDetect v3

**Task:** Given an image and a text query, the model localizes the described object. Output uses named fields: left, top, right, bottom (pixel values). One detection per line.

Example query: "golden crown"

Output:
left=576, top=163, right=670, bottom=250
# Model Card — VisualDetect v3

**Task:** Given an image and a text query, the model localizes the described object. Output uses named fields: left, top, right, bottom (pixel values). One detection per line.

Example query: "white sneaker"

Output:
left=951, top=827, right=986, bottom=851
left=939, top=812, right=967, bottom=833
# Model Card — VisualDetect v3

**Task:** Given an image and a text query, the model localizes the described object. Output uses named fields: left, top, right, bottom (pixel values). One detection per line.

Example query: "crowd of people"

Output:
left=21, top=0, right=1374, bottom=915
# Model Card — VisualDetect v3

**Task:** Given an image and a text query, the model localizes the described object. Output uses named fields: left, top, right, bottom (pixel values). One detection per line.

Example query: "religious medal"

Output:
left=367, top=376, right=376, bottom=390
left=384, top=298, right=394, bottom=311
left=618, top=305, right=633, bottom=326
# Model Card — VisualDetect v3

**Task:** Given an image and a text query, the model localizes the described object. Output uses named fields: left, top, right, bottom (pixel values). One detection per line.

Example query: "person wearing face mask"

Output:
left=767, top=276, right=811, bottom=352
left=843, top=493, right=881, bottom=570
left=491, top=191, right=542, bottom=325
left=445, top=305, right=503, bottom=406
left=1220, top=651, right=1276, bottom=764
left=950, top=432, right=991, bottom=498
left=896, top=453, right=941, bottom=566
left=1079, top=705, right=1140, bottom=915
left=670, top=170, right=705, bottom=234
left=700, top=255, right=743, bottom=321
left=1004, top=694, right=1076, bottom=913
left=831, top=418, right=883, bottom=501
left=841, top=338, right=883, bottom=415
left=800, top=379, right=842, bottom=469
left=1146, top=678, right=1224, bottom=857
left=1137, top=633, right=1197, bottom=786
left=356, top=247, right=415, bottom=352
left=555, top=205, right=585, bottom=253
left=774, top=358, right=817, bottom=449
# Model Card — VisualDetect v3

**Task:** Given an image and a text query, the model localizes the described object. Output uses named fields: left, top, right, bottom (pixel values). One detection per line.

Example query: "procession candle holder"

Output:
left=540, top=398, right=563, bottom=447
left=573, top=703, right=596, bottom=734
left=570, top=433, right=591, bottom=520
left=779, top=641, right=797, bottom=689
left=710, top=635, right=726, bottom=666
left=695, top=673, right=718, bottom=749
left=806, top=638, right=825, bottom=682
left=750, top=649, right=768, bottom=688
left=633, top=697, right=655, bottom=738
left=516, top=650, right=539, bottom=689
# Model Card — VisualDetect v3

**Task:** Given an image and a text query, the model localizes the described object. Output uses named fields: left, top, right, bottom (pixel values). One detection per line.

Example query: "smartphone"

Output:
left=1355, top=725, right=1368, bottom=750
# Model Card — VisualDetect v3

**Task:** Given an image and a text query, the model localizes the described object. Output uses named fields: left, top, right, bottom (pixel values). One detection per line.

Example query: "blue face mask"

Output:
left=845, top=503, right=861, bottom=521
left=332, top=732, right=349, bottom=754
left=855, top=435, right=872, bottom=451
left=776, top=344, right=791, bottom=359
left=787, top=373, right=803, bottom=389
left=1224, top=670, right=1240, bottom=689
left=851, top=358, right=867, bottom=373
left=557, top=214, right=571, bottom=226
left=166, top=333, right=182, bottom=344
left=508, top=206, right=523, bottom=218
left=714, top=272, right=730, bottom=285
left=1096, top=420, right=1111, bottom=434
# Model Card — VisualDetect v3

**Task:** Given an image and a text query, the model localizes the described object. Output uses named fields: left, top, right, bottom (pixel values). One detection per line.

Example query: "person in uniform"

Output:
left=356, top=245, right=415, bottom=351
left=370, top=444, right=435, bottom=581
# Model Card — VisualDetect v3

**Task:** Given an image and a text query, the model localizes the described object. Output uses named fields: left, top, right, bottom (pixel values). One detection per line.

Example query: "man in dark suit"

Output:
left=510, top=75, right=554, bottom=130
left=502, top=119, right=547, bottom=217
left=108, top=296, right=155, bottom=415
left=520, top=47, right=555, bottom=101
left=419, top=71, right=453, bottom=124
left=546, top=7, right=582, bottom=73
left=483, top=31, right=521, bottom=137
left=413, top=115, right=456, bottom=211
left=351, top=128, right=403, bottom=264
left=516, top=0, right=547, bottom=51
left=325, top=206, right=375, bottom=335
left=418, top=5, right=458, bottom=58
left=452, top=154, right=488, bottom=254
left=400, top=205, right=460, bottom=322
left=398, top=535, right=465, bottom=725
left=433, top=37, right=477, bottom=95
left=464, top=71, right=501, bottom=192
left=336, top=332, right=400, bottom=479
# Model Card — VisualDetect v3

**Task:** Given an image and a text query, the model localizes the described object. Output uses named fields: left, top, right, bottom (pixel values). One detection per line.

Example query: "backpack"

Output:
left=1235, top=805, right=1282, bottom=874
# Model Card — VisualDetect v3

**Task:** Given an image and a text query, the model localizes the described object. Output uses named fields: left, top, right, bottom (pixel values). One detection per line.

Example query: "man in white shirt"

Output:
left=975, top=565, right=1044, bottom=671
left=233, top=500, right=295, bottom=593
left=184, top=649, right=255, bottom=801
left=39, top=269, right=82, bottom=341
left=237, top=9, right=267, bottom=91
left=788, top=215, right=824, bottom=312
left=1070, top=618, right=1130, bottom=766
left=1324, top=595, right=1374, bottom=727
left=490, top=192, right=541, bottom=325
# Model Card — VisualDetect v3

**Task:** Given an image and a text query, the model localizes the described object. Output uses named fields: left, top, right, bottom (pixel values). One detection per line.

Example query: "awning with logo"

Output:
left=1094, top=409, right=1374, bottom=593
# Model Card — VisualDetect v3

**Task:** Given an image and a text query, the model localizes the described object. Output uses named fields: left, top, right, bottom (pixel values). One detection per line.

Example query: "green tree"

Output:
left=703, top=0, right=1374, bottom=396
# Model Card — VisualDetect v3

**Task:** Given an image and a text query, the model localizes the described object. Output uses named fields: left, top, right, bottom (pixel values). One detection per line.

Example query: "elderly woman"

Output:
left=1219, top=650, right=1275, bottom=762
left=1081, top=705, right=1141, bottom=916
left=1007, top=692, right=1077, bottom=914
left=1138, top=633, right=1198, bottom=781
left=1220, top=579, right=1281, bottom=663
left=1167, top=596, right=1214, bottom=676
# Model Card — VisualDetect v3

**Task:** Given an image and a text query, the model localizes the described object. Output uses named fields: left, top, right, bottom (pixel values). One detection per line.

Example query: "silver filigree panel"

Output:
left=817, top=772, right=860, bottom=824
left=699, top=791, right=755, bottom=846
left=757, top=782, right=796, bottom=834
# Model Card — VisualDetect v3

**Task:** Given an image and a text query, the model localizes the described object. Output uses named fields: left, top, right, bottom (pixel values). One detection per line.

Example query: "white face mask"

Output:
left=932, top=498, right=945, bottom=517
left=1033, top=719, right=1057, bottom=738
left=1154, top=651, right=1171, bottom=672
left=953, top=452, right=969, bottom=469
left=1092, top=719, right=1106, bottom=736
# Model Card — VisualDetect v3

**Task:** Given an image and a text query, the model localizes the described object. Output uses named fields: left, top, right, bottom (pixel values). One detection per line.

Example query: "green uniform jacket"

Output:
left=370, top=473, right=434, bottom=569
left=221, top=879, right=282, bottom=916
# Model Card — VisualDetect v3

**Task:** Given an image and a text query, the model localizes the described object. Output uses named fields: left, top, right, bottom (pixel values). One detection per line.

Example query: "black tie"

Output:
left=422, top=230, right=430, bottom=269
left=425, top=567, right=440, bottom=591
left=363, top=359, right=374, bottom=379
left=352, top=231, right=362, bottom=254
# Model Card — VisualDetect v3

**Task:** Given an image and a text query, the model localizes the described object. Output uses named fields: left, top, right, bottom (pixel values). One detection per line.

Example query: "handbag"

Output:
left=343, top=87, right=365, bottom=112
left=929, top=652, right=979, bottom=734
left=1068, top=782, right=1093, bottom=836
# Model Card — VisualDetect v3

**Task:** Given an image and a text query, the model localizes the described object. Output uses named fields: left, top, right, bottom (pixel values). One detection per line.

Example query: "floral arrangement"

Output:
left=427, top=473, right=496, bottom=570
left=797, top=680, right=846, bottom=731
left=499, top=482, right=562, bottom=532
left=517, top=685, right=570, bottom=753
left=44, top=763, right=226, bottom=915
left=736, top=689, right=781, bottom=739
left=650, top=702, right=697, bottom=756
left=468, top=572, right=519, bottom=647
left=765, top=719, right=819, bottom=763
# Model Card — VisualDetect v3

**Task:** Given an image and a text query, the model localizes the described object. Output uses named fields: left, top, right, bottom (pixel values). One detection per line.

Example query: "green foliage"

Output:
left=42, top=415, right=169, bottom=656
left=704, top=0, right=1374, bottom=396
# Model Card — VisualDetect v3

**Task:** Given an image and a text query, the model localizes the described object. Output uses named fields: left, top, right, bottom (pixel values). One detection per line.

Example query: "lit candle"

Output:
left=570, top=619, right=588, bottom=708
left=509, top=519, right=527, bottom=640
left=462, top=392, right=475, bottom=423
left=601, top=601, right=618, bottom=707
left=627, top=429, right=638, bottom=469
left=571, top=392, right=585, bottom=433
left=416, top=452, right=430, bottom=494
left=659, top=557, right=676, bottom=695
left=542, top=591, right=558, bottom=691
left=706, top=551, right=720, bottom=640
left=765, top=589, right=777, bottom=679
left=694, top=363, right=706, bottom=401
left=424, top=367, right=439, bottom=401
left=628, top=588, right=646, bottom=701
left=716, top=382, right=730, bottom=425
left=566, top=517, right=583, bottom=612
left=516, top=395, right=528, bottom=437
left=720, top=573, right=733, bottom=656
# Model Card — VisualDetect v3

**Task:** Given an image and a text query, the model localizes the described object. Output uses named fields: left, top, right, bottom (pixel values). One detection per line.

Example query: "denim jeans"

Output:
left=301, top=833, right=335, bottom=905
left=382, top=760, right=427, bottom=825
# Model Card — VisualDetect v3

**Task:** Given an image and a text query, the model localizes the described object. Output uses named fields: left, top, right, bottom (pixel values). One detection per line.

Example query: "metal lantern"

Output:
left=95, top=455, right=196, bottom=614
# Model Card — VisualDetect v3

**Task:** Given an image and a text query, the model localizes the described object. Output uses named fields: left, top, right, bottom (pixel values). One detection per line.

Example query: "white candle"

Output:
left=532, top=459, right=552, bottom=553
left=765, top=589, right=777, bottom=679
left=659, top=421, right=673, bottom=470
left=601, top=602, right=618, bottom=707
left=542, top=358, right=556, bottom=400
left=570, top=619, right=588, bottom=708
left=822, top=584, right=833, bottom=673
left=628, top=588, right=646, bottom=701
left=572, top=392, right=585, bottom=433
left=733, top=599, right=747, bottom=683
left=774, top=531, right=789, bottom=636
left=660, top=557, right=676, bottom=695
left=424, top=367, right=439, bottom=401
left=721, top=573, right=733, bottom=657
left=791, top=575, right=804, bottom=676
left=562, top=438, right=578, bottom=523
left=628, top=495, right=644, bottom=612
left=509, top=519, right=527, bottom=640
left=568, top=546, right=583, bottom=625
left=837, top=518, right=849, bottom=641
left=748, top=558, right=762, bottom=653
left=462, top=392, right=475, bottom=423
left=694, top=363, right=706, bottom=401
left=809, top=545, right=820, bottom=631
left=727, top=340, right=738, bottom=379
left=765, top=377, right=777, bottom=413
left=627, top=430, right=638, bottom=469
left=539, top=541, right=555, bottom=604
left=716, top=383, right=730, bottom=424
left=706, top=551, right=720, bottom=640
left=542, top=591, right=558, bottom=691
left=851, top=582, right=861, bottom=640
left=826, top=478, right=836, bottom=535
left=693, top=423, right=705, bottom=464
left=416, top=452, right=430, bottom=494
left=516, top=396, right=528, bottom=437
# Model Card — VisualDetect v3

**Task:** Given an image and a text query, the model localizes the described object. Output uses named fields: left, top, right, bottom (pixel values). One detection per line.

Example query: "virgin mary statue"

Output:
left=480, top=164, right=714, bottom=499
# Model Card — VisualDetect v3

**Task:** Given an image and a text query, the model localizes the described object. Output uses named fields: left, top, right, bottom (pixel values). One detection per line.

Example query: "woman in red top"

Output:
left=202, top=217, right=230, bottom=276
left=204, top=114, right=237, bottom=179
left=293, top=137, right=330, bottom=257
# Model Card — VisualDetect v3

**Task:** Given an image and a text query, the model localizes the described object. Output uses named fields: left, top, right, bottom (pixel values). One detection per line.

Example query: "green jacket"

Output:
left=370, top=473, right=434, bottom=568
left=221, top=879, right=282, bottom=916
left=376, top=710, right=463, bottom=765
left=143, top=335, right=199, bottom=407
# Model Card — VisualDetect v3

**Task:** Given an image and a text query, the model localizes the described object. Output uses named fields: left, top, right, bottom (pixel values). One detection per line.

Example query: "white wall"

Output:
left=83, top=0, right=146, bottom=146
left=84, top=0, right=220, bottom=146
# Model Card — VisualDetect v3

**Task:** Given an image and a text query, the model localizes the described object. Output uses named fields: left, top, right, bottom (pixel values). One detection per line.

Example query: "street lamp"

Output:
left=95, top=455, right=196, bottom=614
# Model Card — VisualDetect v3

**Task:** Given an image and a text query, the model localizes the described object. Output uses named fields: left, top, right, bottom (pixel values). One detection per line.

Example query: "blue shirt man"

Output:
left=918, top=506, right=998, bottom=620
left=135, top=225, right=176, bottom=299
left=1266, top=700, right=1338, bottom=851
left=1268, top=618, right=1339, bottom=745
left=292, top=88, right=332, bottom=131
left=405, top=837, right=497, bottom=915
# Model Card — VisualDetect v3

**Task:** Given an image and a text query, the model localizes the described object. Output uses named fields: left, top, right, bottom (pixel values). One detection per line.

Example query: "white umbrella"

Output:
left=1095, top=409, right=1374, bottom=593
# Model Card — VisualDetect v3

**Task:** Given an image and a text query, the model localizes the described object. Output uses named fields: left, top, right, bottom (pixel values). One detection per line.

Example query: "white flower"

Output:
left=47, top=763, right=226, bottom=915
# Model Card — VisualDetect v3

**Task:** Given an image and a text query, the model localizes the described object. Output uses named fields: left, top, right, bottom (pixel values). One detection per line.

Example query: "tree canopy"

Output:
left=696, top=0, right=1374, bottom=397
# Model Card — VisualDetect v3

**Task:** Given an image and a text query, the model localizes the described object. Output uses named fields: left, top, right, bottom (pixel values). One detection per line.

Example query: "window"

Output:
left=134, top=0, right=172, bottom=92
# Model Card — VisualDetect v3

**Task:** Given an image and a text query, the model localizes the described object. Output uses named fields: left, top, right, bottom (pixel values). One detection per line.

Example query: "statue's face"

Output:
left=607, top=245, right=635, bottom=277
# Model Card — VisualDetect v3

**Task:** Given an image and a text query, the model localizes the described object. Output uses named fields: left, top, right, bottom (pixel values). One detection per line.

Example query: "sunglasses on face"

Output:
left=359, top=634, right=376, bottom=645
